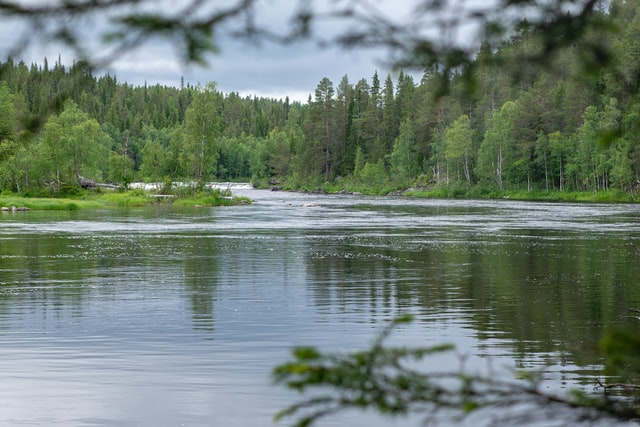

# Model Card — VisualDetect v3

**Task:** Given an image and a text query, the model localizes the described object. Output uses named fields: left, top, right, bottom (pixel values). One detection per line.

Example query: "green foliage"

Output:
left=170, top=187, right=249, bottom=207
left=274, top=315, right=456, bottom=424
left=353, top=159, right=391, bottom=193
left=107, top=150, right=134, bottom=186
left=172, top=193, right=224, bottom=207
left=444, top=115, right=473, bottom=186
left=160, top=176, right=173, bottom=194
left=274, top=316, right=639, bottom=427
left=38, top=100, right=109, bottom=191
left=0, top=81, right=15, bottom=143
left=139, top=135, right=168, bottom=183
left=476, top=101, right=519, bottom=190
left=601, top=327, right=640, bottom=381
left=183, top=83, right=222, bottom=183
left=96, top=191, right=152, bottom=207
left=1, top=1, right=640, bottom=200
left=389, top=119, right=418, bottom=184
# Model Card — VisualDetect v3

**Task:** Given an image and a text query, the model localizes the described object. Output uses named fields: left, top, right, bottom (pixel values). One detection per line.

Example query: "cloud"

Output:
left=187, top=41, right=389, bottom=101
left=97, top=0, right=397, bottom=99
left=0, top=0, right=485, bottom=102
left=103, top=32, right=393, bottom=102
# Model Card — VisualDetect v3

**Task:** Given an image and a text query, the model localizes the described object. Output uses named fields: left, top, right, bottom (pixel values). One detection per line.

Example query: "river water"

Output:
left=1, top=187, right=639, bottom=426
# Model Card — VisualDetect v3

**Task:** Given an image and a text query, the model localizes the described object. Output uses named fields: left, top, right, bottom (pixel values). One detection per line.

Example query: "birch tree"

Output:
left=476, top=101, right=518, bottom=190
left=444, top=115, right=473, bottom=186
left=183, top=83, right=221, bottom=183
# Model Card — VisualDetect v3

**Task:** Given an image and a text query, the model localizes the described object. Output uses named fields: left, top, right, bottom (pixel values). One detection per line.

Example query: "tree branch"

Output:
left=596, top=378, right=640, bottom=392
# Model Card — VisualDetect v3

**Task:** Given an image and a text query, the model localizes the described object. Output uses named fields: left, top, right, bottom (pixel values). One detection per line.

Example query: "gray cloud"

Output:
left=103, top=32, right=395, bottom=102
left=190, top=42, right=390, bottom=101
left=0, top=0, right=486, bottom=102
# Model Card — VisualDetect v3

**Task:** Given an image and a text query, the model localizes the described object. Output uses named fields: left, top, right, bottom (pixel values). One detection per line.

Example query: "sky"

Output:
left=0, top=0, right=488, bottom=102
left=107, top=37, right=395, bottom=103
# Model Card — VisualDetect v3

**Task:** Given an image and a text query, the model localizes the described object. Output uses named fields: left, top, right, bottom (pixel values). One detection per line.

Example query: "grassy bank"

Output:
left=0, top=188, right=252, bottom=211
left=402, top=187, right=637, bottom=203
left=0, top=195, right=103, bottom=210
left=267, top=178, right=638, bottom=204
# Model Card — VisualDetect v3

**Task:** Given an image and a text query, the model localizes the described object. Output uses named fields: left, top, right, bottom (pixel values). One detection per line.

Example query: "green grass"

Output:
left=94, top=191, right=154, bottom=207
left=0, top=195, right=102, bottom=210
left=172, top=192, right=251, bottom=207
left=402, top=187, right=637, bottom=203
left=0, top=188, right=252, bottom=211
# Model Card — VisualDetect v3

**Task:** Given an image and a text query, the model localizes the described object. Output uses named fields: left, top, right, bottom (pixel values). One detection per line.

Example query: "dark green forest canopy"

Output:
left=1, top=0, right=640, bottom=198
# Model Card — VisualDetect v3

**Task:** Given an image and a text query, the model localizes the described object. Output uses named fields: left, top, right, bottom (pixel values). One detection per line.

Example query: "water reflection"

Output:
left=183, top=236, right=218, bottom=333
left=0, top=192, right=639, bottom=426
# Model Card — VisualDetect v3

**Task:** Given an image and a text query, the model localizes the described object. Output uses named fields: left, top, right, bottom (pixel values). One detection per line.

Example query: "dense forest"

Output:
left=1, top=1, right=640, bottom=198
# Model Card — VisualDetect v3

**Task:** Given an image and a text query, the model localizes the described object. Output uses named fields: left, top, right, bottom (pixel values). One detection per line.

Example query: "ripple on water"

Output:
left=0, top=193, right=639, bottom=426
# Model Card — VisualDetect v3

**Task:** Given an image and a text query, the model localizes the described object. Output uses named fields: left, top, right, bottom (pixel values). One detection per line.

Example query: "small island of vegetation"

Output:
left=0, top=184, right=250, bottom=211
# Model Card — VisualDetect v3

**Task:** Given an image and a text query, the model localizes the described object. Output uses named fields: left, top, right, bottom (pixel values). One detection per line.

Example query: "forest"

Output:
left=0, top=1, right=640, bottom=200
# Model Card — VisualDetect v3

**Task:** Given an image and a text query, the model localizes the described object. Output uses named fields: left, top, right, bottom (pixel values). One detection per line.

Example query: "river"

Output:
left=1, top=187, right=639, bottom=426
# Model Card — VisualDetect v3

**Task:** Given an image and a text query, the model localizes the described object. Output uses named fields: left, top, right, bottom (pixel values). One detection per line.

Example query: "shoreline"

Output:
left=265, top=184, right=639, bottom=204
left=0, top=190, right=251, bottom=211
left=2, top=183, right=637, bottom=212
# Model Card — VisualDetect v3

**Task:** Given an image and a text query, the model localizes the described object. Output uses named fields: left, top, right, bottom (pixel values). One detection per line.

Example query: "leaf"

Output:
left=462, top=401, right=480, bottom=413
left=292, top=346, right=321, bottom=361
left=597, top=128, right=620, bottom=148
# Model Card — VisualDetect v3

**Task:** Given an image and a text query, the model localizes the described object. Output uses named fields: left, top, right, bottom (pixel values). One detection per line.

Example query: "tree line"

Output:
left=0, top=1, right=639, bottom=198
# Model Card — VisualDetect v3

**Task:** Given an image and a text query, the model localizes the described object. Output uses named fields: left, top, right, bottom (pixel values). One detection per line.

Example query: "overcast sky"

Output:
left=106, top=37, right=396, bottom=103
left=0, top=0, right=489, bottom=102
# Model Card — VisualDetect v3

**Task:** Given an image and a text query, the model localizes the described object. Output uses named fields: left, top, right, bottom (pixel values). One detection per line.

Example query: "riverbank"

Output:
left=0, top=189, right=252, bottom=211
left=268, top=181, right=638, bottom=203
left=0, top=195, right=103, bottom=211
left=400, top=187, right=638, bottom=203
left=5, top=184, right=635, bottom=212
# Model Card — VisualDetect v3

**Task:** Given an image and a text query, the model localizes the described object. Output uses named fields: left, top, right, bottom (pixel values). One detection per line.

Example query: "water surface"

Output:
left=1, top=188, right=639, bottom=426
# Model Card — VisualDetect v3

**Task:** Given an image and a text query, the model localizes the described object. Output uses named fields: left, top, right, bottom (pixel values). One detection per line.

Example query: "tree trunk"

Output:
left=496, top=145, right=503, bottom=190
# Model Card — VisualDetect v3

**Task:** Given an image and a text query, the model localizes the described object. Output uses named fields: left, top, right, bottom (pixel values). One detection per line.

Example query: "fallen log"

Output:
left=78, top=176, right=120, bottom=190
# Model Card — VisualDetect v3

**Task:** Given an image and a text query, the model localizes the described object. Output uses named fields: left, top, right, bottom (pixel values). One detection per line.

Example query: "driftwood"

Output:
left=1, top=206, right=30, bottom=212
left=78, top=176, right=120, bottom=190
left=596, top=378, right=640, bottom=392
